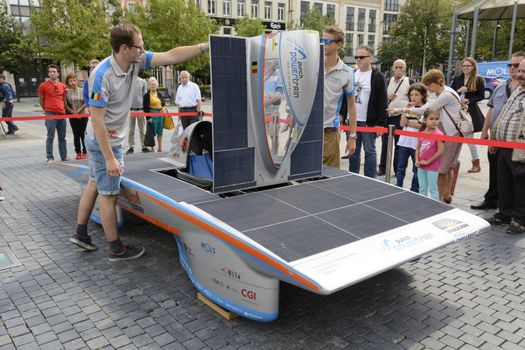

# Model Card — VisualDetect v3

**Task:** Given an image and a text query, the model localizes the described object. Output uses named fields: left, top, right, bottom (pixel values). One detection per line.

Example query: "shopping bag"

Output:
left=163, top=116, right=175, bottom=130
left=144, top=121, right=155, bottom=147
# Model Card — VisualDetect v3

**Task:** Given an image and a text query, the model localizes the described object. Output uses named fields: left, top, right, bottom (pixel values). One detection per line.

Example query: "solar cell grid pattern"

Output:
left=195, top=173, right=451, bottom=262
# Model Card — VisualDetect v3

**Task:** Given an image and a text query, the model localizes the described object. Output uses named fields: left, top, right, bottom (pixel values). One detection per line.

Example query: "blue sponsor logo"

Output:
left=201, top=241, right=216, bottom=255
left=382, top=233, right=434, bottom=253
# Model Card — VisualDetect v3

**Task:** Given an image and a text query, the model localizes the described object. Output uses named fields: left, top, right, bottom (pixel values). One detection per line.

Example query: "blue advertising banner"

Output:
left=477, top=61, right=509, bottom=79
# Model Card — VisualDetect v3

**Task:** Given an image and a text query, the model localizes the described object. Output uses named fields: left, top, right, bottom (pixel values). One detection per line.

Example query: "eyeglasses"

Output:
left=355, top=56, right=370, bottom=60
left=320, top=38, right=338, bottom=45
left=507, top=63, right=520, bottom=68
left=129, top=43, right=144, bottom=52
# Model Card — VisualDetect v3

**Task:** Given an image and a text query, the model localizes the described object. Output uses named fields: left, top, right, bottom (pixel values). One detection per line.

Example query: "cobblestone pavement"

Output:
left=1, top=101, right=525, bottom=349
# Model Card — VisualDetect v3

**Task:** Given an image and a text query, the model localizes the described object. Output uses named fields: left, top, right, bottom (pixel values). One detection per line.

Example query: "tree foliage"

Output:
left=234, top=17, right=265, bottom=37
left=29, top=0, right=110, bottom=67
left=124, top=0, right=214, bottom=73
left=378, top=0, right=453, bottom=74
left=0, top=2, right=37, bottom=75
left=289, top=8, right=335, bottom=34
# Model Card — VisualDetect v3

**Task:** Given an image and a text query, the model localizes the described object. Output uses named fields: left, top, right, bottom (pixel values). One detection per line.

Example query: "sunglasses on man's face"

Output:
left=355, top=56, right=370, bottom=60
left=320, top=38, right=338, bottom=45
left=508, top=63, right=520, bottom=68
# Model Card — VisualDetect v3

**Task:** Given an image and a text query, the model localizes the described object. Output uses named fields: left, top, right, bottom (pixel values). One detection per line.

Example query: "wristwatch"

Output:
left=348, top=133, right=358, bottom=140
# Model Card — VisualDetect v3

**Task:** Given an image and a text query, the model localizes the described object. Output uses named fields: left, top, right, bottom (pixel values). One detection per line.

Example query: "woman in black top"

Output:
left=450, top=57, right=485, bottom=173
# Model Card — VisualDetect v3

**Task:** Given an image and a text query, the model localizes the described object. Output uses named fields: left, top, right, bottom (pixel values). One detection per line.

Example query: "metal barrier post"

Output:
left=384, top=124, right=395, bottom=183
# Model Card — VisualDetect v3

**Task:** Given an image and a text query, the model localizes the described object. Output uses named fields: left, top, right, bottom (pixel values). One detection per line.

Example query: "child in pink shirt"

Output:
left=416, top=109, right=445, bottom=200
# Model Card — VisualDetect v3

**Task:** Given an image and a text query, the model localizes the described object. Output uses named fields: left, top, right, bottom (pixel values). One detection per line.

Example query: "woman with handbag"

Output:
left=143, top=77, right=167, bottom=152
left=450, top=57, right=486, bottom=173
left=389, top=69, right=463, bottom=204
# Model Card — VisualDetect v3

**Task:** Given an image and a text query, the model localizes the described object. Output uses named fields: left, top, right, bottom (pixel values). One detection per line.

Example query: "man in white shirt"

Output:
left=175, top=71, right=202, bottom=129
left=379, top=59, right=413, bottom=175
left=126, top=76, right=149, bottom=154
left=348, top=44, right=388, bottom=178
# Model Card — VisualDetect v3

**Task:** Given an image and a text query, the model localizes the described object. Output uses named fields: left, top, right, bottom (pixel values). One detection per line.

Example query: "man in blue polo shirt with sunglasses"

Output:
left=321, top=26, right=357, bottom=169
left=70, top=23, right=209, bottom=261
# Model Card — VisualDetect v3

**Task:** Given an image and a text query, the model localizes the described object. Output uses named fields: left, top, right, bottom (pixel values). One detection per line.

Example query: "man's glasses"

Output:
left=355, top=56, right=370, bottom=60
left=129, top=44, right=144, bottom=52
left=508, top=63, right=520, bottom=68
left=320, top=38, right=338, bottom=45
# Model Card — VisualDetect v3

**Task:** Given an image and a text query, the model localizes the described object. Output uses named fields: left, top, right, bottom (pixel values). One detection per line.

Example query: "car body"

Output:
left=484, top=77, right=503, bottom=99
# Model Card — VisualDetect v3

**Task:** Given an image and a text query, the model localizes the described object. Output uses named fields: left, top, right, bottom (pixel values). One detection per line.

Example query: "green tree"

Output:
left=124, top=0, right=214, bottom=73
left=234, top=17, right=265, bottom=37
left=289, top=8, right=335, bottom=34
left=378, top=0, right=457, bottom=74
left=30, top=0, right=110, bottom=67
left=0, top=3, right=36, bottom=74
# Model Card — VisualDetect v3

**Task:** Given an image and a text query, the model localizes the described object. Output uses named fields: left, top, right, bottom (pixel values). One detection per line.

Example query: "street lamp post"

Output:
left=491, top=20, right=501, bottom=61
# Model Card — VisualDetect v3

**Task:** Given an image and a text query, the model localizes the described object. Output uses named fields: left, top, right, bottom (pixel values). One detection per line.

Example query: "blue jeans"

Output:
left=86, top=136, right=124, bottom=196
left=418, top=168, right=439, bottom=200
left=396, top=146, right=419, bottom=192
left=349, top=122, right=377, bottom=178
left=45, top=113, right=67, bottom=160
left=2, top=102, right=17, bottom=132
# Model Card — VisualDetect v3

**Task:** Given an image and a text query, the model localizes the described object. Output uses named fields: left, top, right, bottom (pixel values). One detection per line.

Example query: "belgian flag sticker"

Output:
left=91, top=92, right=101, bottom=101
left=251, top=61, right=258, bottom=74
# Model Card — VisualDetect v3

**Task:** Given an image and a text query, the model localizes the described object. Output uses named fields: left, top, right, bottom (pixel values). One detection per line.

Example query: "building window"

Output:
left=223, top=27, right=232, bottom=35
left=223, top=0, right=231, bottom=16
left=384, top=0, right=399, bottom=12
left=264, top=1, right=271, bottom=19
left=127, top=2, right=136, bottom=12
left=251, top=0, right=258, bottom=18
left=357, top=8, right=365, bottom=32
left=367, top=35, right=375, bottom=49
left=345, top=33, right=353, bottom=56
left=327, top=4, right=335, bottom=19
left=383, top=13, right=397, bottom=34
left=345, top=7, right=354, bottom=31
left=368, top=10, right=376, bottom=32
left=277, top=3, right=285, bottom=21
left=300, top=1, right=309, bottom=23
left=208, top=0, right=215, bottom=14
left=357, top=34, right=364, bottom=45
left=313, top=2, right=322, bottom=14
left=238, top=0, right=245, bottom=16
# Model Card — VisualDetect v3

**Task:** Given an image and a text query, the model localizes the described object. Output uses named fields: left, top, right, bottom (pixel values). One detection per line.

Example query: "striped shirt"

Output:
left=494, top=86, right=525, bottom=142
left=66, top=87, right=85, bottom=113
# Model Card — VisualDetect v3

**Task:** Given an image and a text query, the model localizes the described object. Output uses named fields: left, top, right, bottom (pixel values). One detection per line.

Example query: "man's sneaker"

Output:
left=61, top=157, right=71, bottom=161
left=487, top=213, right=511, bottom=226
left=69, top=233, right=97, bottom=251
left=108, top=245, right=145, bottom=262
left=142, top=147, right=151, bottom=153
left=506, top=222, right=525, bottom=235
left=126, top=147, right=134, bottom=155
left=46, top=158, right=54, bottom=163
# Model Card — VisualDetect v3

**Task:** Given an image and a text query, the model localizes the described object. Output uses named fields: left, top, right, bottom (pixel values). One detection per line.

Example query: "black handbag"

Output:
left=144, top=121, right=155, bottom=147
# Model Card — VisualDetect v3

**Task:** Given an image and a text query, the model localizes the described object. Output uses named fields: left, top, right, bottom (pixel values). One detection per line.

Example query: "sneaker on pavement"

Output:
left=61, top=157, right=71, bottom=161
left=126, top=147, right=134, bottom=155
left=142, top=147, right=151, bottom=153
left=487, top=214, right=511, bottom=226
left=69, top=233, right=97, bottom=251
left=506, top=222, right=525, bottom=235
left=75, top=152, right=82, bottom=160
left=471, top=201, right=497, bottom=210
left=108, top=245, right=145, bottom=262
left=46, top=158, right=54, bottom=163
